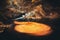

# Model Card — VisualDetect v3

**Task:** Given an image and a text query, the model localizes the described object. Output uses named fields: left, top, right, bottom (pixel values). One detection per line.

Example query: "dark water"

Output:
left=0, top=0, right=60, bottom=40
left=0, top=18, right=60, bottom=40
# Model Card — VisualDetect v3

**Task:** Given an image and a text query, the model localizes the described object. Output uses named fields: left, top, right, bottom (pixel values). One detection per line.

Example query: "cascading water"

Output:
left=7, top=0, right=45, bottom=20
